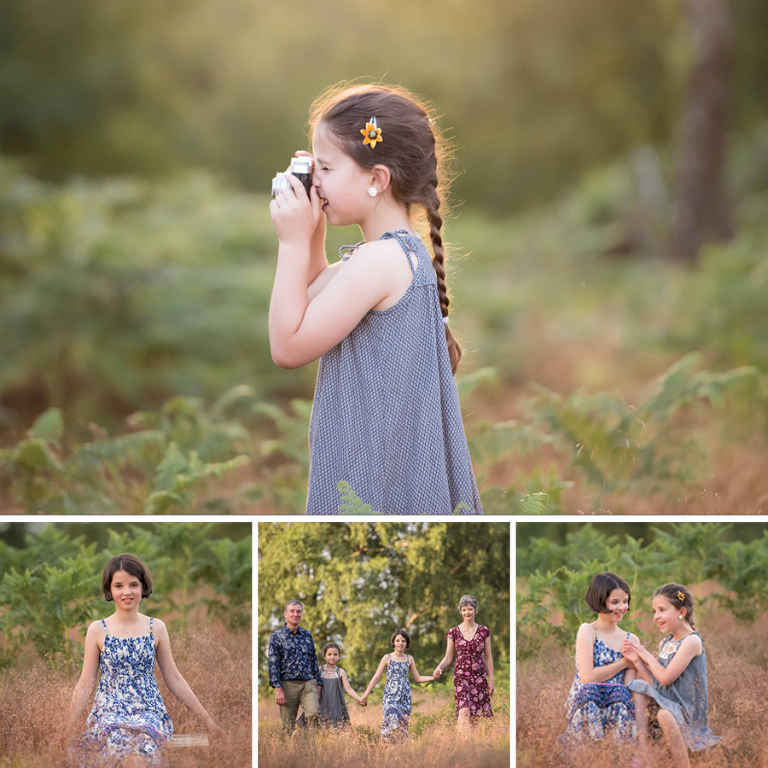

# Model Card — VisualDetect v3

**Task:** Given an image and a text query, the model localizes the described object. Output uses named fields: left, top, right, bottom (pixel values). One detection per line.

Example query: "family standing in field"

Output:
left=268, top=82, right=483, bottom=515
left=59, top=555, right=225, bottom=768
left=562, top=572, right=719, bottom=767
left=267, top=595, right=494, bottom=741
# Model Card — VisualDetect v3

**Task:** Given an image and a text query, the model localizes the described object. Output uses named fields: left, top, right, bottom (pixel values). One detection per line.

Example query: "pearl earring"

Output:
left=679, top=614, right=684, bottom=619
left=368, top=187, right=377, bottom=197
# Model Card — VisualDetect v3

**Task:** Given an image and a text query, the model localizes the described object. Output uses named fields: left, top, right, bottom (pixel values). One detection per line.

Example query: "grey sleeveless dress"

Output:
left=627, top=632, right=720, bottom=751
left=305, top=230, right=483, bottom=515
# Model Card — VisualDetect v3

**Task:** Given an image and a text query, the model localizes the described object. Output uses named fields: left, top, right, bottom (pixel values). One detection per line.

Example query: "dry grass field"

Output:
left=258, top=688, right=510, bottom=768
left=0, top=622, right=251, bottom=768
left=517, top=609, right=768, bottom=767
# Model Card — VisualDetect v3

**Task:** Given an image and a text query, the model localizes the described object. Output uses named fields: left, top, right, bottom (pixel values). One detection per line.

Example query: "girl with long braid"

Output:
left=269, top=82, right=482, bottom=514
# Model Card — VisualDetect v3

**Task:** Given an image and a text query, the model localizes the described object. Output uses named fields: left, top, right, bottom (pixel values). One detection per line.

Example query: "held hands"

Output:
left=622, top=639, right=646, bottom=664
left=433, top=666, right=443, bottom=679
left=356, top=694, right=367, bottom=707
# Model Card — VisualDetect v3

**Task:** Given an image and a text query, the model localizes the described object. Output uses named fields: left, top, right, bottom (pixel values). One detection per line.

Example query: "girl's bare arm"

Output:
left=62, top=622, right=102, bottom=734
left=631, top=635, right=702, bottom=687
left=340, top=669, right=363, bottom=703
left=409, top=656, right=435, bottom=684
left=362, top=656, right=389, bottom=700
left=154, top=620, right=224, bottom=734
left=576, top=623, right=630, bottom=683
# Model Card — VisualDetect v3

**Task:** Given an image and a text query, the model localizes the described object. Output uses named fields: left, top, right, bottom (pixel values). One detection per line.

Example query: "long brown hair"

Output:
left=309, top=83, right=462, bottom=373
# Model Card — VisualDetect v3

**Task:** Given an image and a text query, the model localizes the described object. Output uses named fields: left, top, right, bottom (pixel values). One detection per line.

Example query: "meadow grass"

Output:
left=258, top=689, right=510, bottom=768
left=0, top=622, right=251, bottom=768
left=517, top=608, right=768, bottom=767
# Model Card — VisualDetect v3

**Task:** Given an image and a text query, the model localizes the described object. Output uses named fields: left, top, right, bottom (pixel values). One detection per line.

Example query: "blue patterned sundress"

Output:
left=561, top=633, right=636, bottom=746
left=306, top=230, right=483, bottom=515
left=69, top=618, right=173, bottom=768
left=381, top=654, right=412, bottom=741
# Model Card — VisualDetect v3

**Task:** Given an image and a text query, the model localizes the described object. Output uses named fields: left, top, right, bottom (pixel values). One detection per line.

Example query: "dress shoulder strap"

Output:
left=379, top=230, right=419, bottom=277
left=340, top=230, right=421, bottom=277
left=101, top=618, right=109, bottom=636
left=150, top=617, right=154, bottom=634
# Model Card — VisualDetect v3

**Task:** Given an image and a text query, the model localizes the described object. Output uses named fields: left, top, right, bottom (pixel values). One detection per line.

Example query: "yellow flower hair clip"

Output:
left=677, top=591, right=685, bottom=602
left=361, top=118, right=383, bottom=149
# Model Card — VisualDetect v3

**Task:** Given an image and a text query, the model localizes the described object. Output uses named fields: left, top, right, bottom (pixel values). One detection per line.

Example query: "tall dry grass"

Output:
left=0, top=622, right=251, bottom=768
left=517, top=610, right=768, bottom=767
left=258, top=689, right=510, bottom=768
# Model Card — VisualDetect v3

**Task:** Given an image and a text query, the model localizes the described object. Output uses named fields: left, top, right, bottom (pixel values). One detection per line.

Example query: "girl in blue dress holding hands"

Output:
left=360, top=629, right=435, bottom=742
left=60, top=554, right=224, bottom=768
left=562, top=572, right=641, bottom=752
left=269, top=82, right=483, bottom=515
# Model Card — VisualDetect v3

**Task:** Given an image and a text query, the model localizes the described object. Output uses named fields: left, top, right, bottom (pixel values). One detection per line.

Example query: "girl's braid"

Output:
left=425, top=177, right=461, bottom=373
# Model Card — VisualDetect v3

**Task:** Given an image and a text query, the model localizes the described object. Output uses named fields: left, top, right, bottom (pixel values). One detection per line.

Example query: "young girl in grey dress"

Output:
left=269, top=83, right=483, bottom=515
left=622, top=583, right=720, bottom=768
left=297, top=642, right=365, bottom=730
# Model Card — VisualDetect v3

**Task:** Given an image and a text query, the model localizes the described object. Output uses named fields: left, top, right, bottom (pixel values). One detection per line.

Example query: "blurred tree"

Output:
left=672, top=0, right=734, bottom=261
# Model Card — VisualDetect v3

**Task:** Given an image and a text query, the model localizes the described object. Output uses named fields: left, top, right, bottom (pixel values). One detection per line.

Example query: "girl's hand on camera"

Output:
left=270, top=172, right=321, bottom=246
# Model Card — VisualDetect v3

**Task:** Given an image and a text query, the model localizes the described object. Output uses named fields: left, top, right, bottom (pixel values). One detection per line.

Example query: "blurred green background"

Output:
left=2, top=0, right=767, bottom=513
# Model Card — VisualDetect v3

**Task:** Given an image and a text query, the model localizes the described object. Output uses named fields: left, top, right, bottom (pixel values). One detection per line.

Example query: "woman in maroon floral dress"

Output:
left=433, top=595, right=494, bottom=730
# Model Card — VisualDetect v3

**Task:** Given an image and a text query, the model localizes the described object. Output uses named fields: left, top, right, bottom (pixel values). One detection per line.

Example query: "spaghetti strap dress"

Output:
left=305, top=230, right=483, bottom=515
left=296, top=666, right=351, bottom=730
left=381, top=654, right=412, bottom=741
left=448, top=625, right=493, bottom=718
left=561, top=632, right=636, bottom=746
left=69, top=618, right=173, bottom=768
left=627, top=632, right=720, bottom=751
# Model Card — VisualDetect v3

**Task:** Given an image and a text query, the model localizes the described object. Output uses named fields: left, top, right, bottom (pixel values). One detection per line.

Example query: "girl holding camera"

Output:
left=269, top=82, right=483, bottom=514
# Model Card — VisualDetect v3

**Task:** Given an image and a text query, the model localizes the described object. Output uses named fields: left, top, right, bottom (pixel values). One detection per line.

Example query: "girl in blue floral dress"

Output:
left=561, top=573, right=640, bottom=750
left=360, top=629, right=435, bottom=741
left=61, top=554, right=224, bottom=768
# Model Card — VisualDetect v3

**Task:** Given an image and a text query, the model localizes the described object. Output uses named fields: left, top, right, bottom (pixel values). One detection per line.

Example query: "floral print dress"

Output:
left=381, top=654, right=412, bottom=741
left=448, top=625, right=493, bottom=718
left=561, top=633, right=636, bottom=746
left=70, top=618, right=173, bottom=768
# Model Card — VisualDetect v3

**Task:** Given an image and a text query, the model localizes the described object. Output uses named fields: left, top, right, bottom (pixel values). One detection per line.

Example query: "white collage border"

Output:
left=4, top=511, right=759, bottom=767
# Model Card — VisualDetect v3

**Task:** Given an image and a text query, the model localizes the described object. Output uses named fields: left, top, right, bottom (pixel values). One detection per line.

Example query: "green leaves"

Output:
left=517, top=524, right=768, bottom=657
left=0, top=524, right=251, bottom=677
left=258, top=523, right=509, bottom=692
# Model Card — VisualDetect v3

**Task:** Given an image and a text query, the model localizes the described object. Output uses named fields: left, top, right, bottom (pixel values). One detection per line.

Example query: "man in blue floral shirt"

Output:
left=268, top=600, right=322, bottom=735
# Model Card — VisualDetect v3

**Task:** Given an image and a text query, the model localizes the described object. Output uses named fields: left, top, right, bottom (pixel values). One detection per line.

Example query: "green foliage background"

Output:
left=516, top=522, right=768, bottom=657
left=2, top=144, right=767, bottom=513
left=3, top=0, right=767, bottom=214
left=258, top=522, right=510, bottom=691
left=2, top=1, right=768, bottom=513
left=0, top=522, right=252, bottom=679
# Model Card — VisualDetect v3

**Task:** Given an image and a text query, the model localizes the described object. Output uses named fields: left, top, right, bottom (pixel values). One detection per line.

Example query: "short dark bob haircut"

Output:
left=102, top=554, right=153, bottom=601
left=390, top=629, right=411, bottom=648
left=584, top=572, right=631, bottom=614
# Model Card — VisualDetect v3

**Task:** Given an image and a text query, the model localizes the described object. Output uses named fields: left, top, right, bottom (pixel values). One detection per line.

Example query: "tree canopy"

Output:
left=258, top=522, right=510, bottom=688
